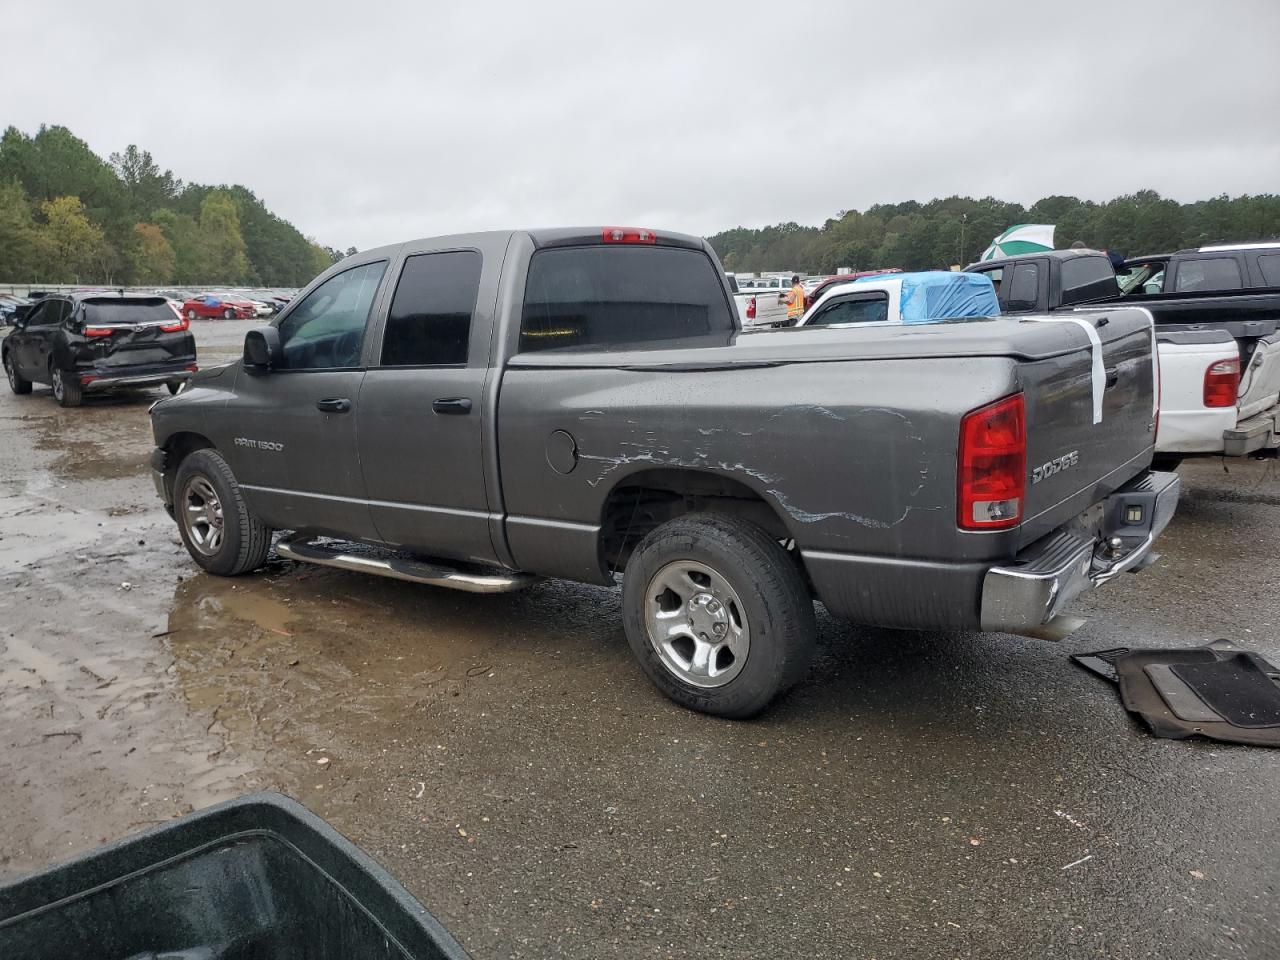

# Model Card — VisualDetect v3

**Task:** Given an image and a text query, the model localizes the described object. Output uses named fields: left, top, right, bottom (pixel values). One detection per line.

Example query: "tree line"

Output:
left=709, top=192, right=1280, bottom=275
left=0, top=124, right=352, bottom=286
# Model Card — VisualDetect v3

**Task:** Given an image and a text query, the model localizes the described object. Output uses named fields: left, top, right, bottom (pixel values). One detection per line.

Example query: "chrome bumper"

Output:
left=84, top=370, right=192, bottom=391
left=980, top=470, right=1181, bottom=635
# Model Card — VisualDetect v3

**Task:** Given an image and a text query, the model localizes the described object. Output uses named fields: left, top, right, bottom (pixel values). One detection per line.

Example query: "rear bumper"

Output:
left=801, top=469, right=1180, bottom=635
left=1222, top=408, right=1279, bottom=457
left=979, top=470, right=1180, bottom=633
left=80, top=362, right=196, bottom=391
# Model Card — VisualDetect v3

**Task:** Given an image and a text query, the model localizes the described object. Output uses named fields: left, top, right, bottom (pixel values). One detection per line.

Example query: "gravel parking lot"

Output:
left=2, top=321, right=1279, bottom=959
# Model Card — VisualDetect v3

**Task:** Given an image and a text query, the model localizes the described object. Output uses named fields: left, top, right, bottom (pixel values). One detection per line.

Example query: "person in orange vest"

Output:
left=784, top=274, right=805, bottom=325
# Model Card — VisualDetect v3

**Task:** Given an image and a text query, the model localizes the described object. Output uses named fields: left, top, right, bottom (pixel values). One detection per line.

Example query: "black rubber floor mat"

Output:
left=1070, top=647, right=1130, bottom=683
left=1076, top=642, right=1280, bottom=747
left=1170, top=654, right=1280, bottom=728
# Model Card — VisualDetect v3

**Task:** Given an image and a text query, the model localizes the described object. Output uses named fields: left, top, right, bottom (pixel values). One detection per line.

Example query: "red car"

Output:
left=182, top=294, right=256, bottom=321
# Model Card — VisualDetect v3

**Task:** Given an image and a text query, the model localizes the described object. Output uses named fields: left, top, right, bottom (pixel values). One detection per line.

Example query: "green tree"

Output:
left=0, top=178, right=46, bottom=279
left=197, top=190, right=250, bottom=283
left=110, top=145, right=182, bottom=221
left=153, top=208, right=205, bottom=284
left=38, top=195, right=106, bottom=282
left=130, top=222, right=176, bottom=283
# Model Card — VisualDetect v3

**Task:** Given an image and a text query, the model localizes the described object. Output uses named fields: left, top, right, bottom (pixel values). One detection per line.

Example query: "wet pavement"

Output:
left=2, top=323, right=1279, bottom=958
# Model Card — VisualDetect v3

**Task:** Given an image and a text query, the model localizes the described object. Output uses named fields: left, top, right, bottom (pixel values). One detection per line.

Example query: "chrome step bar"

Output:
left=275, top=534, right=538, bottom=594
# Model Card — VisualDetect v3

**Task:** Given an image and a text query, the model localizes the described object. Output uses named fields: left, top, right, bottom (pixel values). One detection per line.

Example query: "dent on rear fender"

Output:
left=579, top=405, right=936, bottom=534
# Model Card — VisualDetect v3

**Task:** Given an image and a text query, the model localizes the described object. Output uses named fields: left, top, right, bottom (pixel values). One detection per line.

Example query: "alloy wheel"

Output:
left=644, top=560, right=750, bottom=688
left=181, top=476, right=226, bottom=556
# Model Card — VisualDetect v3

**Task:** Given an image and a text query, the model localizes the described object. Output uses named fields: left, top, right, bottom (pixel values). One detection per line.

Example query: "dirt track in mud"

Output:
left=2, top=327, right=1280, bottom=959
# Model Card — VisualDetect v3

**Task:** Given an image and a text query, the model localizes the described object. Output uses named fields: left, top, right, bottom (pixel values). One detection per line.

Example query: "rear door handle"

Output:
left=432, top=397, right=472, bottom=415
left=316, top=398, right=351, bottom=413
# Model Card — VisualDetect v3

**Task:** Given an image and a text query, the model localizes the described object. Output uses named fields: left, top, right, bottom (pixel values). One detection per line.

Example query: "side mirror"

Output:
left=244, top=326, right=283, bottom=370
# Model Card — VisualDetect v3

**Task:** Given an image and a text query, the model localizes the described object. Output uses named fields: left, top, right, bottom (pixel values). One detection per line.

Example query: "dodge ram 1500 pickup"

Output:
left=149, top=227, right=1178, bottom=717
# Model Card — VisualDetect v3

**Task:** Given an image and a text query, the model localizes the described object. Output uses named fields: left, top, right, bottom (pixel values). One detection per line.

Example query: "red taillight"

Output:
left=84, top=326, right=113, bottom=337
left=601, top=226, right=656, bottom=244
left=1203, top=357, right=1240, bottom=408
left=185, top=363, right=199, bottom=373
left=160, top=316, right=190, bottom=333
left=746, top=296, right=757, bottom=320
left=958, top=393, right=1026, bottom=530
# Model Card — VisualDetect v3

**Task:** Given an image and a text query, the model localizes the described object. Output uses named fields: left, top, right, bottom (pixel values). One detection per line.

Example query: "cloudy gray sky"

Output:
left=6, top=1, right=1278, bottom=250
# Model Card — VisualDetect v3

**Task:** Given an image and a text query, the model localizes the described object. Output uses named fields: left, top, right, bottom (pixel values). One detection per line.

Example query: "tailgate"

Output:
left=1018, top=308, right=1156, bottom=545
left=76, top=298, right=197, bottom=369
left=1239, top=334, right=1280, bottom=420
left=1155, top=330, right=1238, bottom=453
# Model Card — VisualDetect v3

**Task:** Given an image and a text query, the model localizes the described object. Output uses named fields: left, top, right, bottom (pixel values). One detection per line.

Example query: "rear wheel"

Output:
left=174, top=449, right=273, bottom=576
left=223, top=308, right=235, bottom=320
left=166, top=381, right=183, bottom=395
left=50, top=362, right=82, bottom=407
left=622, top=514, right=815, bottom=718
left=4, top=351, right=31, bottom=395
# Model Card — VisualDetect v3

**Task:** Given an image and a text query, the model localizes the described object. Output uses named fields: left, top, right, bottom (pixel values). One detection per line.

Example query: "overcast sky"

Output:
left=5, top=1, right=1278, bottom=250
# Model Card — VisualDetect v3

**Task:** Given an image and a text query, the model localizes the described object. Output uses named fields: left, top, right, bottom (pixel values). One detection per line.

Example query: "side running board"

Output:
left=275, top=534, right=538, bottom=594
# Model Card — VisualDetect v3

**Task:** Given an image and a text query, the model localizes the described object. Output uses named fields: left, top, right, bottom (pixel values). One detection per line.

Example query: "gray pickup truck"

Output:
left=149, top=227, right=1179, bottom=717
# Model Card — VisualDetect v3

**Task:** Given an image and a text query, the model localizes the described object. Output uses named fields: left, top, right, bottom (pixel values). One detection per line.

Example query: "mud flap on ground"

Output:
left=1073, top=640, right=1280, bottom=747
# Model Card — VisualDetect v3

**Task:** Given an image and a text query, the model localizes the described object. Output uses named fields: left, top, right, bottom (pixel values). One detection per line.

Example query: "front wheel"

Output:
left=174, top=449, right=273, bottom=575
left=186, top=308, right=198, bottom=321
left=622, top=514, right=815, bottom=718
left=4, top=351, right=31, bottom=395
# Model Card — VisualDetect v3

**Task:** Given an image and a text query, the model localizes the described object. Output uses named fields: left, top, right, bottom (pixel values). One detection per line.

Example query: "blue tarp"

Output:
left=856, top=270, right=999, bottom=323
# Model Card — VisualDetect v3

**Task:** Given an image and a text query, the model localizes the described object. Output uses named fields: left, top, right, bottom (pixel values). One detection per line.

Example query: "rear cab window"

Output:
left=1006, top=262, right=1040, bottom=311
left=1059, top=256, right=1118, bottom=305
left=519, top=245, right=734, bottom=353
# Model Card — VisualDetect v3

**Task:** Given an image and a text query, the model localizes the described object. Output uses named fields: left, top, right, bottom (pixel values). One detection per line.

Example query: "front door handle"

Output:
left=432, top=397, right=473, bottom=415
left=316, top=397, right=351, bottom=413
left=1105, top=366, right=1119, bottom=388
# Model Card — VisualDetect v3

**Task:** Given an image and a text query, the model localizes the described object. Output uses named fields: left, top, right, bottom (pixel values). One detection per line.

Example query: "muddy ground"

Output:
left=2, top=325, right=1278, bottom=959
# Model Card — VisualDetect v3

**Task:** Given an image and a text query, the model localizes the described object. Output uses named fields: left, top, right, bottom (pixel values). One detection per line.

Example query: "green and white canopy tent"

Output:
left=979, top=223, right=1056, bottom=261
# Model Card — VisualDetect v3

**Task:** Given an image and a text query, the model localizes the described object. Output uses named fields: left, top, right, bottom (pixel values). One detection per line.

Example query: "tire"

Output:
left=166, top=381, right=182, bottom=395
left=3, top=350, right=31, bottom=395
left=622, top=514, right=815, bottom=719
left=50, top=363, right=83, bottom=407
left=186, top=309, right=198, bottom=321
left=223, top=308, right=235, bottom=320
left=173, top=448, right=273, bottom=576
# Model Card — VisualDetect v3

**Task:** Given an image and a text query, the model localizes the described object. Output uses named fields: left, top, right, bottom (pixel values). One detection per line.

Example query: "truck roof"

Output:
left=354, top=227, right=709, bottom=261
left=964, top=248, right=1108, bottom=271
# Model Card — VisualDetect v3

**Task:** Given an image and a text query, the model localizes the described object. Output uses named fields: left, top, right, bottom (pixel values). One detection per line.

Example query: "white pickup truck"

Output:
left=796, top=271, right=1000, bottom=327
left=966, top=249, right=1280, bottom=465
left=726, top=273, right=790, bottom=328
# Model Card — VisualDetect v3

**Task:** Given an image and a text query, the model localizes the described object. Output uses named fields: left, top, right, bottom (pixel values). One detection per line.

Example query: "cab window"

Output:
left=807, top=293, right=889, bottom=326
left=380, top=251, right=482, bottom=367
left=276, top=261, right=387, bottom=370
left=1173, top=257, right=1242, bottom=292
left=1006, top=262, right=1039, bottom=311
